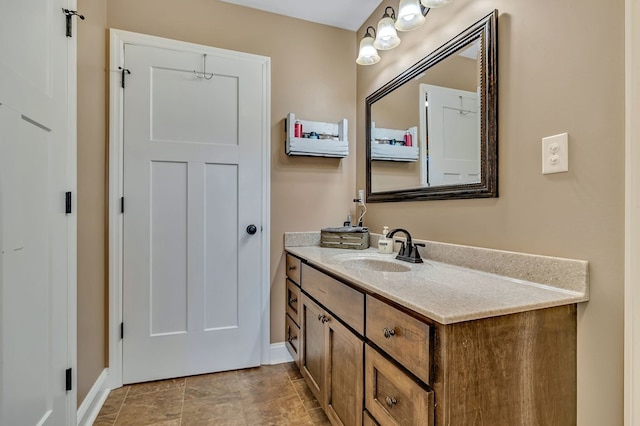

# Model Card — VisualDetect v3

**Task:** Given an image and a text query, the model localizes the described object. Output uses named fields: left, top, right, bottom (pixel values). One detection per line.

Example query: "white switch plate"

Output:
left=542, top=133, right=569, bottom=174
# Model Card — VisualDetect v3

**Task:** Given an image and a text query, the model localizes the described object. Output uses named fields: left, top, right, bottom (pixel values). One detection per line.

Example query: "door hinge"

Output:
left=65, top=192, right=72, bottom=214
left=62, top=8, right=84, bottom=38
left=120, top=322, right=124, bottom=339
left=65, top=368, right=72, bottom=391
left=120, top=197, right=124, bottom=213
left=118, top=67, right=131, bottom=89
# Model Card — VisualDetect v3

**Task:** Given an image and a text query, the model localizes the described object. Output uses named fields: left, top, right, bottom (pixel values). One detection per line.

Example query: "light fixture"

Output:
left=421, top=0, right=451, bottom=8
left=374, top=7, right=401, bottom=50
left=357, top=1, right=452, bottom=65
left=395, top=0, right=426, bottom=31
left=356, top=26, right=381, bottom=65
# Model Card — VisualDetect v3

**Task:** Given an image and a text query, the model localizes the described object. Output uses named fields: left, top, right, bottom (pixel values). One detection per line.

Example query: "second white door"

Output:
left=122, top=42, right=266, bottom=384
left=420, top=84, right=480, bottom=187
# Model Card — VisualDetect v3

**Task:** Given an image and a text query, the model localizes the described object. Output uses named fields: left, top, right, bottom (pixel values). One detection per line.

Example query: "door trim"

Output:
left=107, top=29, right=271, bottom=389
left=626, top=0, right=640, bottom=424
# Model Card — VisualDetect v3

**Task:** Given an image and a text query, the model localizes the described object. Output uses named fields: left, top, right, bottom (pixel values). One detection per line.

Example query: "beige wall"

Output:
left=358, top=1, right=624, bottom=425
left=76, top=0, right=357, bottom=402
left=77, top=0, right=107, bottom=404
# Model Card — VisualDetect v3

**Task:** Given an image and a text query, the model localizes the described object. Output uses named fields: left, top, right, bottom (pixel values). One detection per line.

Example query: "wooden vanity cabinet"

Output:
left=430, top=304, right=577, bottom=425
left=286, top=252, right=577, bottom=426
left=299, top=263, right=365, bottom=426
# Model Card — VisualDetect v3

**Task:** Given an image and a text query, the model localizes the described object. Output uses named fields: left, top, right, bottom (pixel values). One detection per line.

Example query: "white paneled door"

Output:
left=0, top=0, right=76, bottom=424
left=420, top=84, right=480, bottom=187
left=122, top=44, right=265, bottom=384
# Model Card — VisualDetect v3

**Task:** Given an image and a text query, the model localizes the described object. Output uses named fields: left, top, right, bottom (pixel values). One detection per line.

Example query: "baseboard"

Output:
left=269, top=342, right=294, bottom=365
left=77, top=368, right=110, bottom=426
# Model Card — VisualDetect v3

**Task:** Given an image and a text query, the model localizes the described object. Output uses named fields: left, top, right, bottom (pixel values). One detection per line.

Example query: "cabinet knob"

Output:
left=385, top=396, right=398, bottom=408
left=288, top=265, right=297, bottom=271
left=383, top=327, right=396, bottom=339
left=287, top=334, right=297, bottom=342
left=288, top=297, right=298, bottom=305
left=317, top=314, right=330, bottom=324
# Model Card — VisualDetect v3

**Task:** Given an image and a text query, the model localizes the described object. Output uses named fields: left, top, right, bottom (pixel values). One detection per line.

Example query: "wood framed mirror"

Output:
left=366, top=10, right=498, bottom=202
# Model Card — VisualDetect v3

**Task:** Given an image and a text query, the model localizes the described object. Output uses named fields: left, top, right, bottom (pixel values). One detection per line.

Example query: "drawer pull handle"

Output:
left=383, top=327, right=396, bottom=339
left=288, top=265, right=297, bottom=271
left=385, top=396, right=398, bottom=408
left=287, top=334, right=297, bottom=342
left=318, top=314, right=330, bottom=324
left=289, top=297, right=298, bottom=305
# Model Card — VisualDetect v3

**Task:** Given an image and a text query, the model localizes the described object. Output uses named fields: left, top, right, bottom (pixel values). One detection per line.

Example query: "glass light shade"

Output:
left=356, top=36, right=381, bottom=65
left=421, top=0, right=451, bottom=8
left=374, top=16, right=401, bottom=50
left=395, top=0, right=426, bottom=31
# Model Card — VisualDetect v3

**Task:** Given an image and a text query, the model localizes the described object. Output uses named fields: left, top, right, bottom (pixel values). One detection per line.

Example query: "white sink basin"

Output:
left=336, top=254, right=412, bottom=272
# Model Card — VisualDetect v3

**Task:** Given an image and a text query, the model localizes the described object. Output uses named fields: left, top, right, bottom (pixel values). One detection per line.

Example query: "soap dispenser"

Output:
left=378, top=226, right=394, bottom=254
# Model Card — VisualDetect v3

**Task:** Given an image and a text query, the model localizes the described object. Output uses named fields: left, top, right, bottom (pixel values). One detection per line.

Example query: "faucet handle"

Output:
left=410, top=242, right=425, bottom=262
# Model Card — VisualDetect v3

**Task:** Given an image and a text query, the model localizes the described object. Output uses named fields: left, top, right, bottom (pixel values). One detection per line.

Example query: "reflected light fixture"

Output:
left=395, top=0, right=426, bottom=31
left=356, top=26, right=381, bottom=65
left=374, top=7, right=401, bottom=50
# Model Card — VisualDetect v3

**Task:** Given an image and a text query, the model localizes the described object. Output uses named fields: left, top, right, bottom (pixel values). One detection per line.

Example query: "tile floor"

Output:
left=93, top=363, right=330, bottom=426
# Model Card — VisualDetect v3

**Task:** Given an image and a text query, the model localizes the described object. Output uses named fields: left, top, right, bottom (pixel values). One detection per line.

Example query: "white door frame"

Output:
left=107, top=29, right=271, bottom=389
left=626, top=0, right=640, bottom=424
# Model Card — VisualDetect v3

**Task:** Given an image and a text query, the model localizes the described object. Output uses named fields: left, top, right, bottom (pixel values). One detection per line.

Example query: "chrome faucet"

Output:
left=387, top=228, right=425, bottom=264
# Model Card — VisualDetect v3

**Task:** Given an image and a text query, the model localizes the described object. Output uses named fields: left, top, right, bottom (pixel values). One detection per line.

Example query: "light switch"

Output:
left=542, top=133, right=568, bottom=174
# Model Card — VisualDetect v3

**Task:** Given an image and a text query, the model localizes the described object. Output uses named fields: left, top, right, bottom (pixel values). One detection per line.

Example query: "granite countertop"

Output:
left=285, top=238, right=589, bottom=325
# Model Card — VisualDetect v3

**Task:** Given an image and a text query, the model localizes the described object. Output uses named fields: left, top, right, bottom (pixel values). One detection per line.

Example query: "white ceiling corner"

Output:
left=219, top=0, right=383, bottom=31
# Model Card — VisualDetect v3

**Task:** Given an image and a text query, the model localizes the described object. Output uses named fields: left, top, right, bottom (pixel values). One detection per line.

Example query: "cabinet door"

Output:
left=300, top=294, right=326, bottom=407
left=325, top=314, right=364, bottom=426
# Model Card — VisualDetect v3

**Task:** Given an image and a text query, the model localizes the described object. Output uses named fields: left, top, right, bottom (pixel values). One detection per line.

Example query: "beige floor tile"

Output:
left=307, top=407, right=332, bottom=426
left=126, top=378, right=185, bottom=397
left=283, top=361, right=303, bottom=381
left=292, top=378, right=321, bottom=411
left=114, top=388, right=184, bottom=426
left=95, top=386, right=129, bottom=419
left=243, top=393, right=313, bottom=426
left=184, top=370, right=241, bottom=404
left=238, top=366, right=298, bottom=405
left=182, top=398, right=246, bottom=426
left=96, top=364, right=327, bottom=426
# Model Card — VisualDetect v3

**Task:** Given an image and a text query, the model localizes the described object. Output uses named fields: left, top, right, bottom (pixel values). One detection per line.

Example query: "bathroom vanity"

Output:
left=284, top=234, right=588, bottom=426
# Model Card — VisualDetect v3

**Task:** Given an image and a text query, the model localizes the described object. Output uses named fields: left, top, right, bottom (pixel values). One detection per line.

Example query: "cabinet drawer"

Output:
left=286, top=253, right=301, bottom=284
left=285, top=314, right=300, bottom=366
left=286, top=279, right=301, bottom=326
left=302, top=263, right=364, bottom=335
left=366, top=296, right=431, bottom=385
left=365, top=345, right=434, bottom=426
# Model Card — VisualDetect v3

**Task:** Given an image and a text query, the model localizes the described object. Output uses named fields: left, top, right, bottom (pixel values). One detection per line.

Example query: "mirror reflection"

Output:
left=366, top=11, right=497, bottom=202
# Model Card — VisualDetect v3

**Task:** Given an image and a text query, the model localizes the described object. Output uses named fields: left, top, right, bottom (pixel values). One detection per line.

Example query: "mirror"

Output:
left=366, top=10, right=497, bottom=202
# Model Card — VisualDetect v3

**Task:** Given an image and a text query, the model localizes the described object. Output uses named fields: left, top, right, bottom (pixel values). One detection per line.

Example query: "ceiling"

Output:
left=219, top=0, right=384, bottom=32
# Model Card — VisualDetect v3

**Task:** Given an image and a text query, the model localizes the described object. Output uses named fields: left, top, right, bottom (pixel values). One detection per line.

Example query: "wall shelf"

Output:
left=371, top=123, right=419, bottom=162
left=285, top=113, right=348, bottom=158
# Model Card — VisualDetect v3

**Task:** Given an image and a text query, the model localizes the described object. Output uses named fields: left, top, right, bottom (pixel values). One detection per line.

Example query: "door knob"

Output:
left=246, top=224, right=257, bottom=235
